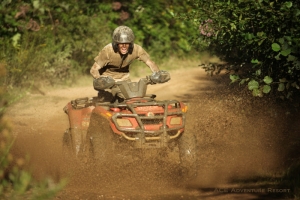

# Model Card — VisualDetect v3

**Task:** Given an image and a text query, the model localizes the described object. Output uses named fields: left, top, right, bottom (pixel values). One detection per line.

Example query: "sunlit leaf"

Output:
left=39, top=7, right=45, bottom=14
left=239, top=79, right=246, bottom=85
left=272, top=43, right=281, bottom=52
left=251, top=59, right=259, bottom=64
left=263, top=85, right=271, bottom=93
left=33, top=0, right=40, bottom=9
left=11, top=33, right=21, bottom=48
left=257, top=32, right=264, bottom=37
left=277, top=27, right=281, bottom=32
left=248, top=80, right=259, bottom=90
left=245, top=33, right=254, bottom=40
left=256, top=69, right=261, bottom=76
left=284, top=2, right=293, bottom=8
left=252, top=88, right=262, bottom=97
left=280, top=49, right=291, bottom=56
left=230, top=74, right=240, bottom=83
left=278, top=83, right=285, bottom=91
left=230, top=23, right=236, bottom=30
left=263, top=76, right=273, bottom=84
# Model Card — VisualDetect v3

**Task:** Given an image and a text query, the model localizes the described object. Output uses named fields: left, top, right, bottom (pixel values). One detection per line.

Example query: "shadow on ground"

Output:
left=178, top=71, right=300, bottom=199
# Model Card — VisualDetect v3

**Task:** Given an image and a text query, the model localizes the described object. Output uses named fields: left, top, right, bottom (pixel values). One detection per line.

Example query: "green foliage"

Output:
left=180, top=0, right=300, bottom=99
left=229, top=74, right=240, bottom=83
left=0, top=0, right=115, bottom=87
left=0, top=0, right=200, bottom=88
left=124, top=0, right=198, bottom=60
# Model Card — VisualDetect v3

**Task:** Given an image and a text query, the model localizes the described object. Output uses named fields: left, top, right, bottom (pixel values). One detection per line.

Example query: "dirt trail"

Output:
left=7, top=67, right=299, bottom=200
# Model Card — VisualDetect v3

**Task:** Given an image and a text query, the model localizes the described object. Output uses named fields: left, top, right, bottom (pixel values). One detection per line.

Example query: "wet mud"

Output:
left=8, top=67, right=300, bottom=199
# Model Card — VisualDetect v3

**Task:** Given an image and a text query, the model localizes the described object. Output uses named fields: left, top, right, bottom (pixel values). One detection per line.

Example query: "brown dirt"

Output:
left=7, top=67, right=300, bottom=200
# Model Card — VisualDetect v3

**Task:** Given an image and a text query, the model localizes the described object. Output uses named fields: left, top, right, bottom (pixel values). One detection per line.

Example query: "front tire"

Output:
left=178, top=131, right=198, bottom=181
left=62, top=129, right=72, bottom=156
left=63, top=128, right=86, bottom=158
left=86, top=113, right=115, bottom=164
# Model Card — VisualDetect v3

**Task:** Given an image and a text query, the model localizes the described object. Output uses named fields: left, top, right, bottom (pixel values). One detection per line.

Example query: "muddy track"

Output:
left=7, top=67, right=299, bottom=200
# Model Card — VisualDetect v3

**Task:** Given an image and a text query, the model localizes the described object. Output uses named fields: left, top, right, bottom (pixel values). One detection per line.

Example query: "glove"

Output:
left=150, top=70, right=171, bottom=84
left=93, top=76, right=115, bottom=90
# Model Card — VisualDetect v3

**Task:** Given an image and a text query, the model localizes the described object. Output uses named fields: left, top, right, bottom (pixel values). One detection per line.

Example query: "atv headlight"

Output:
left=147, top=112, right=154, bottom=117
left=170, top=117, right=182, bottom=125
left=181, top=103, right=188, bottom=113
left=116, top=118, right=132, bottom=127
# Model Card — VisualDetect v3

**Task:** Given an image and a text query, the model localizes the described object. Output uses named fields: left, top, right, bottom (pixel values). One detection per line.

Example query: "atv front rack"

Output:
left=110, top=100, right=185, bottom=148
left=111, top=100, right=185, bottom=132
left=70, top=97, right=186, bottom=148
left=71, top=97, right=95, bottom=109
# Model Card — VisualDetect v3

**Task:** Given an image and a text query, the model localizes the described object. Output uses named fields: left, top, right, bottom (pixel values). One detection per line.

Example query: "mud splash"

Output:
left=8, top=67, right=299, bottom=199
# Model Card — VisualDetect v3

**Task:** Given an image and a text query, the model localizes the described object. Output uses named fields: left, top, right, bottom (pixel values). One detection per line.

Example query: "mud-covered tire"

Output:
left=72, top=128, right=86, bottom=157
left=63, top=128, right=86, bottom=157
left=62, top=129, right=73, bottom=156
left=86, top=113, right=115, bottom=164
left=178, top=131, right=198, bottom=181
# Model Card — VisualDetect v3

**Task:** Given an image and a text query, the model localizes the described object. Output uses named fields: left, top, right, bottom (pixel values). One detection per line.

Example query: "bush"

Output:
left=0, top=1, right=115, bottom=87
left=0, top=1, right=202, bottom=88
left=180, top=0, right=300, bottom=99
left=123, top=0, right=198, bottom=60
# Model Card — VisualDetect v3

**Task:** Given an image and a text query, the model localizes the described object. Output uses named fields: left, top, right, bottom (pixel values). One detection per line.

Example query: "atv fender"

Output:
left=64, top=102, right=94, bottom=130
left=63, top=102, right=94, bottom=156
left=92, top=106, right=112, bottom=120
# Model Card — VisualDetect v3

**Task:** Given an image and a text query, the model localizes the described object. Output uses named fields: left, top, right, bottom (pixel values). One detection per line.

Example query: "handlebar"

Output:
left=94, top=71, right=170, bottom=91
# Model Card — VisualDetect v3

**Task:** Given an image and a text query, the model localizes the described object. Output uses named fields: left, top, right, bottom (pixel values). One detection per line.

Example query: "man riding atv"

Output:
left=90, top=25, right=169, bottom=102
left=63, top=25, right=197, bottom=182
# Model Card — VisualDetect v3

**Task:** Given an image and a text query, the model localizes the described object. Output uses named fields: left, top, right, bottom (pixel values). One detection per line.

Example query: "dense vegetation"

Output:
left=1, top=0, right=299, bottom=99
left=180, top=0, right=300, bottom=99
left=0, top=0, right=198, bottom=88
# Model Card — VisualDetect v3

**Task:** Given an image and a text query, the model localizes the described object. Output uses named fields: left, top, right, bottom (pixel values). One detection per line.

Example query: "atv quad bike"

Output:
left=63, top=71, right=197, bottom=180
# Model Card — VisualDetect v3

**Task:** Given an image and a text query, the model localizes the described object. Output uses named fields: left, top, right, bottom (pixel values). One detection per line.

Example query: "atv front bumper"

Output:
left=110, top=100, right=186, bottom=148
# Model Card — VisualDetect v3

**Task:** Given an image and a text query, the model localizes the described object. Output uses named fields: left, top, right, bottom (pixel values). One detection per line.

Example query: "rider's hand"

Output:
left=150, top=70, right=171, bottom=84
left=145, top=75, right=156, bottom=85
left=93, top=76, right=115, bottom=90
